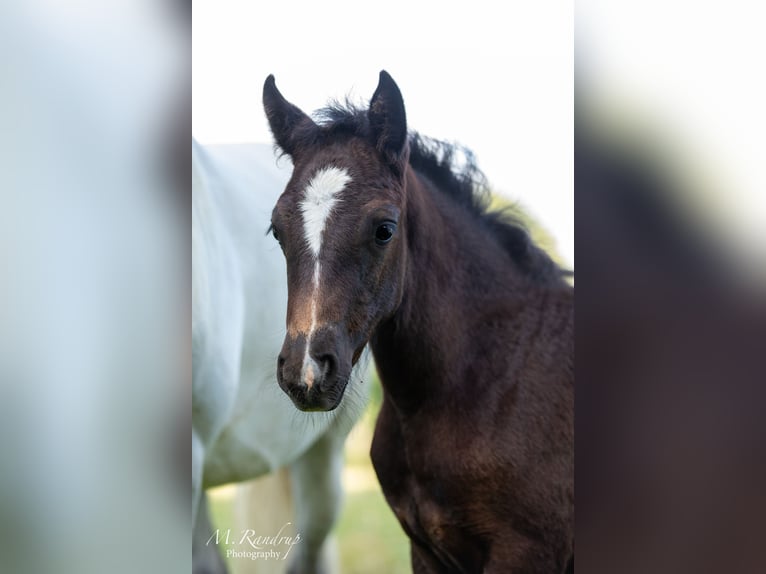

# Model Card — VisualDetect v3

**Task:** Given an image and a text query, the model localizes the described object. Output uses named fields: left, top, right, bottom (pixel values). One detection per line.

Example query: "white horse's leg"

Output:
left=193, top=491, right=228, bottom=574
left=286, top=429, right=345, bottom=574
left=231, top=469, right=294, bottom=574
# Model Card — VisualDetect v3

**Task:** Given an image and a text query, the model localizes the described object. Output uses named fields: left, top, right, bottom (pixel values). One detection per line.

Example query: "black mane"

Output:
left=312, top=102, right=566, bottom=283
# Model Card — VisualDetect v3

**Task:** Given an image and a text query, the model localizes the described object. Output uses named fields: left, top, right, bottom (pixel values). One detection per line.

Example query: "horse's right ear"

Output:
left=263, top=75, right=317, bottom=157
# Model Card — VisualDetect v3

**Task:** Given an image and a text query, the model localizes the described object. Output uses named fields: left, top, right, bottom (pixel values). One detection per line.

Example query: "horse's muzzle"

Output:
left=276, top=329, right=351, bottom=411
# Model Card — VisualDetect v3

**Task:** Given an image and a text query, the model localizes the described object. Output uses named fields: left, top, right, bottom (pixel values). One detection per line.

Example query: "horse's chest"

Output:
left=388, top=473, right=449, bottom=545
left=372, top=411, right=480, bottom=569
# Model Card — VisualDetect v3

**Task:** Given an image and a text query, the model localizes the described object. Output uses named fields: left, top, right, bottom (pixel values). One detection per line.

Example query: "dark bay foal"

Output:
left=263, top=71, right=573, bottom=573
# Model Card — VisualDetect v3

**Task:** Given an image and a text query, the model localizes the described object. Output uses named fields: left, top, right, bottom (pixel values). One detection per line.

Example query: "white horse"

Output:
left=192, top=140, right=368, bottom=574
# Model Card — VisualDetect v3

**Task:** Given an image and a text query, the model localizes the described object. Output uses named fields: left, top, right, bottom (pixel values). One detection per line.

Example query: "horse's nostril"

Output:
left=277, top=355, right=286, bottom=380
left=318, top=354, right=336, bottom=378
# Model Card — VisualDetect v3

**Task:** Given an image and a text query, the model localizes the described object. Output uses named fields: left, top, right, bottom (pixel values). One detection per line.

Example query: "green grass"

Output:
left=336, top=485, right=410, bottom=573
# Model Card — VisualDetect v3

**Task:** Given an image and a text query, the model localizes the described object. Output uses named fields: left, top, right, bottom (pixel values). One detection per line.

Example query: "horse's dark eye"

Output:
left=375, top=222, right=396, bottom=245
left=270, top=224, right=280, bottom=242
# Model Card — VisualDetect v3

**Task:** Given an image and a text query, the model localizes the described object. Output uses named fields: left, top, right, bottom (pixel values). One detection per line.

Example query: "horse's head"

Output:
left=263, top=71, right=409, bottom=411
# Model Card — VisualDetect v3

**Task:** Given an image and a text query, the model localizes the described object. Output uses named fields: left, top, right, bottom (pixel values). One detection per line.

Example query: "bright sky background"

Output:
left=193, top=1, right=574, bottom=266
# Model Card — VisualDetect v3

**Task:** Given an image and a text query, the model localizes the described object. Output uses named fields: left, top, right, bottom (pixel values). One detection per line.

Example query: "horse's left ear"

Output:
left=368, top=71, right=408, bottom=169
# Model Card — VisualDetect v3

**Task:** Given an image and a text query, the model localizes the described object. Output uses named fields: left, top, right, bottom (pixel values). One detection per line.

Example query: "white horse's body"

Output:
left=192, top=140, right=366, bottom=573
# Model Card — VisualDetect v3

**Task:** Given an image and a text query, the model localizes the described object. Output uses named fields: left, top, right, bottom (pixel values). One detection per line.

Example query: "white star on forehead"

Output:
left=300, top=166, right=351, bottom=257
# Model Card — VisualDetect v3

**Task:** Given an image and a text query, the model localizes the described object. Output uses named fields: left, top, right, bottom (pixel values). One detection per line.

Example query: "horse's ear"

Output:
left=263, top=75, right=317, bottom=157
left=368, top=70, right=408, bottom=169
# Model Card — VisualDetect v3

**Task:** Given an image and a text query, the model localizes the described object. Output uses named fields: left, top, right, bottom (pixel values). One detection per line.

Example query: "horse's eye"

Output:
left=375, top=222, right=396, bottom=245
left=269, top=224, right=280, bottom=242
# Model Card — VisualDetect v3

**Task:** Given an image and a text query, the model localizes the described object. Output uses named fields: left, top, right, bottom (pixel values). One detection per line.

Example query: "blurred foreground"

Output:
left=0, top=2, right=189, bottom=573
left=576, top=3, right=766, bottom=570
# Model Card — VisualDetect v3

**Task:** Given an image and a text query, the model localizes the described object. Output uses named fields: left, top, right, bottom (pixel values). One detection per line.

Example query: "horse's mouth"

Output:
left=286, top=378, right=348, bottom=413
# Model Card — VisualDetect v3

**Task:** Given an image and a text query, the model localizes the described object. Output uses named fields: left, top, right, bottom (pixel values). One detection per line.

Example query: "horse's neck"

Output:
left=372, top=167, right=563, bottom=413
left=192, top=141, right=282, bottom=343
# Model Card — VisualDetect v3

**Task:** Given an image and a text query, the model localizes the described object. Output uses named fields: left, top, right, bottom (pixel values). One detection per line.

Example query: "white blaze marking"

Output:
left=298, top=166, right=351, bottom=387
